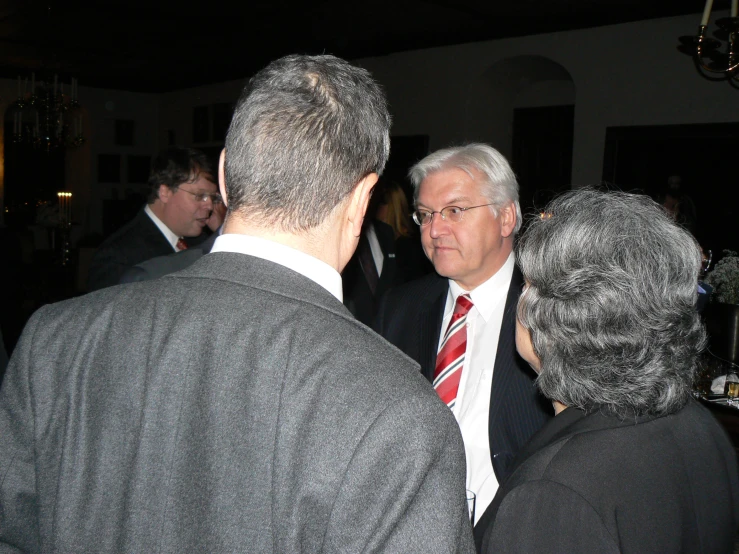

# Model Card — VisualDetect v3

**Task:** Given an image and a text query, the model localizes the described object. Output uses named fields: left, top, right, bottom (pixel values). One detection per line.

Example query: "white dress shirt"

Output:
left=438, top=252, right=515, bottom=524
left=144, top=204, right=181, bottom=251
left=211, top=233, right=344, bottom=302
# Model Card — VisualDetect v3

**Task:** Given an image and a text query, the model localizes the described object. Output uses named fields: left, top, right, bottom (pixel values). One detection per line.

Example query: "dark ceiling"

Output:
left=0, top=0, right=725, bottom=93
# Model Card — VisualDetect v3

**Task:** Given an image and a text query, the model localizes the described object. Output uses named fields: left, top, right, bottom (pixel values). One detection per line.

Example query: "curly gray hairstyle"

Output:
left=408, top=143, right=522, bottom=233
left=517, top=188, right=706, bottom=418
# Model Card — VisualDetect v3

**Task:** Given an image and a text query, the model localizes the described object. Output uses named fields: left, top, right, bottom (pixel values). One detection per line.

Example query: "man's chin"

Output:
left=191, top=220, right=209, bottom=234
left=429, top=254, right=460, bottom=278
left=430, top=262, right=458, bottom=281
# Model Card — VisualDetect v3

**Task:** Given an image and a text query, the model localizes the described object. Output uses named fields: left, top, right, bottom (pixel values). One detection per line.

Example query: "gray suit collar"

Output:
left=169, top=251, right=352, bottom=319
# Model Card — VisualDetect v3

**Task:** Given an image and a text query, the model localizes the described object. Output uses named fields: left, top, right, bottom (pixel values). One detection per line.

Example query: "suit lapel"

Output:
left=139, top=209, right=177, bottom=255
left=419, top=282, right=447, bottom=381
left=487, top=268, right=523, bottom=440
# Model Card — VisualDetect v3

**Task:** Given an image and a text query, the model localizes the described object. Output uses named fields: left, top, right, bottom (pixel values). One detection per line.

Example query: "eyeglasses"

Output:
left=412, top=203, right=494, bottom=226
left=177, top=188, right=223, bottom=204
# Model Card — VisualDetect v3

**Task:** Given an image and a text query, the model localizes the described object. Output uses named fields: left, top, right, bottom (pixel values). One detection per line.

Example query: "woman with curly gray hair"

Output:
left=478, top=189, right=739, bottom=554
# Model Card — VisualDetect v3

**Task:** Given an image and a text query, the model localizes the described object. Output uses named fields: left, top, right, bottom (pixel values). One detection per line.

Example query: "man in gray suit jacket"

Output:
left=0, top=55, right=474, bottom=553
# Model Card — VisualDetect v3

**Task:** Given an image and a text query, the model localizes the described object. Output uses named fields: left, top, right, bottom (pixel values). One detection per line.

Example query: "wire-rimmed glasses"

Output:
left=177, top=188, right=223, bottom=204
left=412, top=203, right=494, bottom=226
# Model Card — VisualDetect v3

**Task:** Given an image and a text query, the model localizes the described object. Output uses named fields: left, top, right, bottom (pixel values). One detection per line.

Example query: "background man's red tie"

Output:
left=176, top=238, right=189, bottom=251
left=433, top=294, right=473, bottom=409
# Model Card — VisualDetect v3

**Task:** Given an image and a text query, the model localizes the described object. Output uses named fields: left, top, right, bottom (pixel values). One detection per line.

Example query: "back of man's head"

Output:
left=224, top=55, right=391, bottom=233
left=147, top=147, right=213, bottom=203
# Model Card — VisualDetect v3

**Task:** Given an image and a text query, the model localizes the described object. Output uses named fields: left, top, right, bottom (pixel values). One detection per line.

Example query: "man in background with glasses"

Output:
left=375, top=143, right=552, bottom=537
left=87, top=146, right=219, bottom=291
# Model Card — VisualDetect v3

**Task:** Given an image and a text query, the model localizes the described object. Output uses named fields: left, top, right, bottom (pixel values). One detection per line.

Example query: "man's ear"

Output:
left=158, top=184, right=173, bottom=203
left=499, top=203, right=517, bottom=238
left=218, top=149, right=228, bottom=207
left=348, top=173, right=379, bottom=237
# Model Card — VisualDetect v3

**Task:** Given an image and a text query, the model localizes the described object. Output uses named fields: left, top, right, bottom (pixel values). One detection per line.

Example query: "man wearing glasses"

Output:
left=87, top=146, right=220, bottom=291
left=375, top=143, right=552, bottom=535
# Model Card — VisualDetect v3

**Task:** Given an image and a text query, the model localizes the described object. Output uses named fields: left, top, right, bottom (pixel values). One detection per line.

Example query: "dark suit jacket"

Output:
left=87, top=209, right=175, bottom=291
left=119, top=232, right=218, bottom=283
left=375, top=268, right=552, bottom=482
left=343, top=220, right=400, bottom=326
left=0, top=252, right=475, bottom=553
left=479, top=400, right=739, bottom=553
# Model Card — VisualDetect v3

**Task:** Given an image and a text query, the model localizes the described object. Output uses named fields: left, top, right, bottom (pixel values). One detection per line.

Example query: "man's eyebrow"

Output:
left=417, top=195, right=473, bottom=208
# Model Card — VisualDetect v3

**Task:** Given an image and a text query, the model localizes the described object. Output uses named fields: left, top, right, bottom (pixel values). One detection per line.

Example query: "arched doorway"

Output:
left=465, top=55, right=576, bottom=214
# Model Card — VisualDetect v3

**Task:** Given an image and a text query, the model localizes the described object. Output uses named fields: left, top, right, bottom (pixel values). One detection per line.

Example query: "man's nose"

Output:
left=427, top=212, right=449, bottom=238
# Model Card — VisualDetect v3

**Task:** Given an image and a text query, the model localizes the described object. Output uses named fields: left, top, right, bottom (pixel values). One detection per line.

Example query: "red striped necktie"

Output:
left=176, top=238, right=188, bottom=251
left=433, top=294, right=474, bottom=409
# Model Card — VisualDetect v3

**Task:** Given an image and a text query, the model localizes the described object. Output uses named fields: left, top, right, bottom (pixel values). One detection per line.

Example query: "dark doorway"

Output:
left=512, top=105, right=574, bottom=216
left=603, top=123, right=739, bottom=257
left=384, top=134, right=429, bottom=202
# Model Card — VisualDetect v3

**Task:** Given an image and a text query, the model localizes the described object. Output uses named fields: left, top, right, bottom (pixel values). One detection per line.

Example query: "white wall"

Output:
left=158, top=79, right=247, bottom=151
left=354, top=11, right=736, bottom=185
left=79, top=86, right=159, bottom=234
left=3, top=11, right=734, bottom=229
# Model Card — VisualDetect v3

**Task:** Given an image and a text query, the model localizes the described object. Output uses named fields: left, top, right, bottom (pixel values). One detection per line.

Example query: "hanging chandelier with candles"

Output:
left=10, top=72, right=85, bottom=151
left=678, top=0, right=739, bottom=82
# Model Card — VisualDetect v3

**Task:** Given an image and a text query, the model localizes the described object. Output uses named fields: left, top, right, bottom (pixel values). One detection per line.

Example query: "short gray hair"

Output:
left=517, top=188, right=706, bottom=418
left=408, top=143, right=522, bottom=233
left=225, top=54, right=391, bottom=232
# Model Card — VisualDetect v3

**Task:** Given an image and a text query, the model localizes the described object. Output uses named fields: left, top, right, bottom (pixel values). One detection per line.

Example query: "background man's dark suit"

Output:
left=375, top=268, right=552, bottom=483
left=342, top=220, right=399, bottom=325
left=0, top=253, right=474, bottom=552
left=479, top=399, right=739, bottom=553
left=87, top=209, right=174, bottom=291
left=119, top=231, right=218, bottom=283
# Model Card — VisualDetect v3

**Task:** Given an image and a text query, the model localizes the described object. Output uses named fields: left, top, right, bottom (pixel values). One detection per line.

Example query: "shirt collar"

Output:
left=210, top=234, right=343, bottom=302
left=447, top=252, right=515, bottom=322
left=144, top=204, right=179, bottom=250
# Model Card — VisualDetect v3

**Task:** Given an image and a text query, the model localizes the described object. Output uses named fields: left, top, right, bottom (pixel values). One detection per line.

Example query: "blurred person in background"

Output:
left=87, top=147, right=218, bottom=291
left=375, top=180, right=432, bottom=281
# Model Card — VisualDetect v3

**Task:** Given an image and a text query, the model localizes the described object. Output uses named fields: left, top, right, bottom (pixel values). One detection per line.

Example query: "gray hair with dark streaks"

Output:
left=225, top=54, right=391, bottom=232
left=516, top=188, right=706, bottom=418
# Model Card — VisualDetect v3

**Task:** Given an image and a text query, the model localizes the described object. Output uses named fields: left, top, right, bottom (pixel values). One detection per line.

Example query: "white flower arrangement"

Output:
left=705, top=250, right=739, bottom=305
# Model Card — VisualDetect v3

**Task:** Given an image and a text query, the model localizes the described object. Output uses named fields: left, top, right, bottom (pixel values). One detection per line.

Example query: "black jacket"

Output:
left=478, top=399, right=739, bottom=553
left=87, top=209, right=175, bottom=291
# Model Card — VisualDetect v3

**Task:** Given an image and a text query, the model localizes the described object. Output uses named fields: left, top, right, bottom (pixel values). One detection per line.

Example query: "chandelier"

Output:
left=678, top=0, right=739, bottom=82
left=10, top=72, right=85, bottom=150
